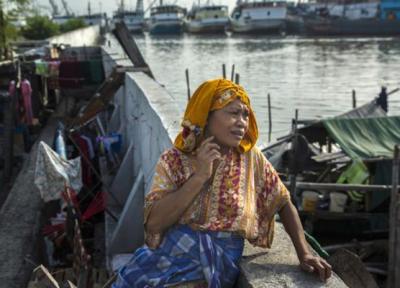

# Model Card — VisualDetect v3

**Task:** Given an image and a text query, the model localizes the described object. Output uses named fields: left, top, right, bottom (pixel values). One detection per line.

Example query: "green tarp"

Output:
left=323, top=116, right=400, bottom=160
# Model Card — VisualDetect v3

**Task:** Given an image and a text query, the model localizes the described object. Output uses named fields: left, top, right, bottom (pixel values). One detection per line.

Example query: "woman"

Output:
left=113, top=79, right=331, bottom=288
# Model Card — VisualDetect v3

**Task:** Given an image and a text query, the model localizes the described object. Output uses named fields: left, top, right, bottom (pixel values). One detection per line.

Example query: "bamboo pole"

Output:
left=231, top=64, right=235, bottom=81
left=222, top=64, right=226, bottom=79
left=268, top=93, right=272, bottom=142
left=185, top=68, right=190, bottom=101
left=388, top=145, right=400, bottom=288
left=352, top=90, right=357, bottom=108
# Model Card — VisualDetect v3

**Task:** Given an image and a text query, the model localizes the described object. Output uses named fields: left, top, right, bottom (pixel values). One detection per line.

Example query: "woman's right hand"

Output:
left=194, top=136, right=221, bottom=182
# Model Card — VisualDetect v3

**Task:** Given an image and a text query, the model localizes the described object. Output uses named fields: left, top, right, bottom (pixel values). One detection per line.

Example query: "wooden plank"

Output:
left=312, top=151, right=347, bottom=162
left=69, top=69, right=125, bottom=127
left=31, top=265, right=60, bottom=288
left=112, top=22, right=154, bottom=79
left=388, top=145, right=400, bottom=288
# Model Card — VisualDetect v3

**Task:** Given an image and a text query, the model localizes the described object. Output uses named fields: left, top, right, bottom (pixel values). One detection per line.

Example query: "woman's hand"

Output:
left=299, top=253, right=332, bottom=282
left=194, top=136, right=221, bottom=182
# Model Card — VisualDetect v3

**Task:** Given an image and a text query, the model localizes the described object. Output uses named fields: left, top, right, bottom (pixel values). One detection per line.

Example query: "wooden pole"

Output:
left=235, top=73, right=240, bottom=84
left=388, top=145, right=400, bottom=288
left=222, top=64, right=226, bottom=79
left=185, top=68, right=191, bottom=101
left=268, top=93, right=272, bottom=142
left=289, top=109, right=299, bottom=205
left=283, top=181, right=397, bottom=192
left=231, top=64, right=235, bottom=81
left=352, top=90, right=357, bottom=108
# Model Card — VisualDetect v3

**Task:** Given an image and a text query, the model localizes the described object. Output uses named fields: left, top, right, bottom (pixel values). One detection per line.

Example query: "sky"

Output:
left=31, top=0, right=239, bottom=16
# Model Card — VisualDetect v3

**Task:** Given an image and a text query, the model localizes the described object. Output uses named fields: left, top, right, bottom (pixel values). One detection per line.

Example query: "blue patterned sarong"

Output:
left=112, top=225, right=244, bottom=288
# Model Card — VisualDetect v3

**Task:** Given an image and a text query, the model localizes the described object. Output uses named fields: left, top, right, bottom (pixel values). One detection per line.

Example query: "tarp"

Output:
left=323, top=116, right=400, bottom=159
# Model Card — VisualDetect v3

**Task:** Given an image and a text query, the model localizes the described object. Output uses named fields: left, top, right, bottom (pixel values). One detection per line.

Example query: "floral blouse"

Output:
left=144, top=146, right=290, bottom=249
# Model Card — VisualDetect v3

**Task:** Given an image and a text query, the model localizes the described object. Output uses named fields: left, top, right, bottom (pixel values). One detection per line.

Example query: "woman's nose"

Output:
left=236, top=115, right=247, bottom=128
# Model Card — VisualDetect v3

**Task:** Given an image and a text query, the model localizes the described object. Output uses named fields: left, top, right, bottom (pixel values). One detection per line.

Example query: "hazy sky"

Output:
left=32, top=0, right=238, bottom=16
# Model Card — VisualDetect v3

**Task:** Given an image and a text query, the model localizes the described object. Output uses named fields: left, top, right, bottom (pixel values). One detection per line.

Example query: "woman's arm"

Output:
left=278, top=201, right=332, bottom=282
left=146, top=136, right=220, bottom=234
left=146, top=173, right=207, bottom=233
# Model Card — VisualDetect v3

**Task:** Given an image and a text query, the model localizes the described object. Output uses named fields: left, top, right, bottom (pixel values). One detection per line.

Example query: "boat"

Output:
left=113, top=0, right=145, bottom=33
left=82, top=13, right=107, bottom=27
left=230, top=0, right=287, bottom=34
left=185, top=4, right=229, bottom=34
left=149, top=1, right=186, bottom=34
left=303, top=0, right=400, bottom=36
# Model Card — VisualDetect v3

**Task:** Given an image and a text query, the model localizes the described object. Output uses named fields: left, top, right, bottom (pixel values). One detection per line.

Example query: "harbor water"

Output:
left=134, top=34, right=400, bottom=144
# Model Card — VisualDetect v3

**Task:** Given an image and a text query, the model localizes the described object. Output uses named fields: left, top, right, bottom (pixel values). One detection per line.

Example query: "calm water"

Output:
left=134, top=34, right=400, bottom=145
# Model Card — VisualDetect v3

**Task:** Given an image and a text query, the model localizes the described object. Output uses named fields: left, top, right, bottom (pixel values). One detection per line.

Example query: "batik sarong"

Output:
left=112, top=225, right=244, bottom=288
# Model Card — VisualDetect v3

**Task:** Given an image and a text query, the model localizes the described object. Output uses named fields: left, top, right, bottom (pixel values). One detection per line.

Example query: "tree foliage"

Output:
left=60, top=18, right=87, bottom=33
left=1, top=0, right=31, bottom=59
left=21, top=15, right=59, bottom=40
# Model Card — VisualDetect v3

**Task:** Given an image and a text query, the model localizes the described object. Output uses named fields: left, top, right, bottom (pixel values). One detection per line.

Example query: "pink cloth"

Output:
left=20, top=79, right=33, bottom=125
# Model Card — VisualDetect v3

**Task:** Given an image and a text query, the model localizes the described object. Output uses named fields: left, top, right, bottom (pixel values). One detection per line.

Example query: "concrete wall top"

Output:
left=48, top=25, right=101, bottom=47
left=127, top=71, right=183, bottom=139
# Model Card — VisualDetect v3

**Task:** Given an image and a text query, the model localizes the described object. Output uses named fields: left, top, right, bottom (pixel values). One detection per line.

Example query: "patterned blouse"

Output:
left=144, top=146, right=290, bottom=249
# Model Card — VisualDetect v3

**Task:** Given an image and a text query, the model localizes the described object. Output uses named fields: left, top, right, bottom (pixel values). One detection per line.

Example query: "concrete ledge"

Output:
left=238, top=223, right=348, bottom=288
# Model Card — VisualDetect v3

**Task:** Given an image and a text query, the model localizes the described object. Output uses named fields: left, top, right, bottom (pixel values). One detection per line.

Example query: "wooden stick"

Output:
left=231, top=64, right=235, bottom=81
left=268, top=93, right=272, bottom=142
left=185, top=68, right=190, bottom=101
left=388, top=88, right=400, bottom=96
left=388, top=145, right=400, bottom=288
left=352, top=90, right=357, bottom=108
left=235, top=73, right=240, bottom=84
left=222, top=64, right=226, bottom=79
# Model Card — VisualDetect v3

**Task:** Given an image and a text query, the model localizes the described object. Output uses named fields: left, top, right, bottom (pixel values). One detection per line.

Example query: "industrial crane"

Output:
left=48, top=0, right=60, bottom=16
left=60, top=0, right=73, bottom=16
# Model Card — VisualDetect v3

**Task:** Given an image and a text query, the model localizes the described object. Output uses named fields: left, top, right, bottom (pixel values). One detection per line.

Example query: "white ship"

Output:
left=185, top=4, right=229, bottom=34
left=230, top=0, right=287, bottom=33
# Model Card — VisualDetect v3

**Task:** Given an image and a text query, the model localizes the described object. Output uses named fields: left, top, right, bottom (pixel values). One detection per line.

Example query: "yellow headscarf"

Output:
left=174, top=78, right=258, bottom=153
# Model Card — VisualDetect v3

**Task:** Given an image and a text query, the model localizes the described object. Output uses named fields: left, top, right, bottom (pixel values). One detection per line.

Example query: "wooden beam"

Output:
left=69, top=69, right=125, bottom=127
left=112, top=22, right=154, bottom=79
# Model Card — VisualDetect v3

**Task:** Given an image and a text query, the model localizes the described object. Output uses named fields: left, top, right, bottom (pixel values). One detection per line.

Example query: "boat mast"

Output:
left=136, top=0, right=144, bottom=12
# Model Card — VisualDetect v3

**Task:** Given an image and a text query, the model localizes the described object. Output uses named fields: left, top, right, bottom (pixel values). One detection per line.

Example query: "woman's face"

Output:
left=206, top=99, right=250, bottom=149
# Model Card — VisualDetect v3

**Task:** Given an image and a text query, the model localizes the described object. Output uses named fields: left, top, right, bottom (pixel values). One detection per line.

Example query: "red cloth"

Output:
left=73, top=134, right=93, bottom=187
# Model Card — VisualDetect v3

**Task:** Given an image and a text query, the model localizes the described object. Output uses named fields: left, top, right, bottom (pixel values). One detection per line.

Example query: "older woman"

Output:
left=112, top=79, right=331, bottom=288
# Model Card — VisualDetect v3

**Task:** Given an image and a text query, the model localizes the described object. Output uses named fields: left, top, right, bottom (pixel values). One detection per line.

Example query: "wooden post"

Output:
left=112, top=22, right=154, bottom=78
left=235, top=73, right=240, bottom=84
left=352, top=90, right=357, bottom=108
left=231, top=64, right=235, bottom=81
left=289, top=109, right=299, bottom=205
left=185, top=68, right=191, bottom=101
left=267, top=93, right=272, bottom=142
left=222, top=64, right=226, bottom=79
left=388, top=145, right=400, bottom=288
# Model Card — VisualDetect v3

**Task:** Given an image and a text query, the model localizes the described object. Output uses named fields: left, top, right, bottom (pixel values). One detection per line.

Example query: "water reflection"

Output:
left=134, top=35, right=400, bottom=142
